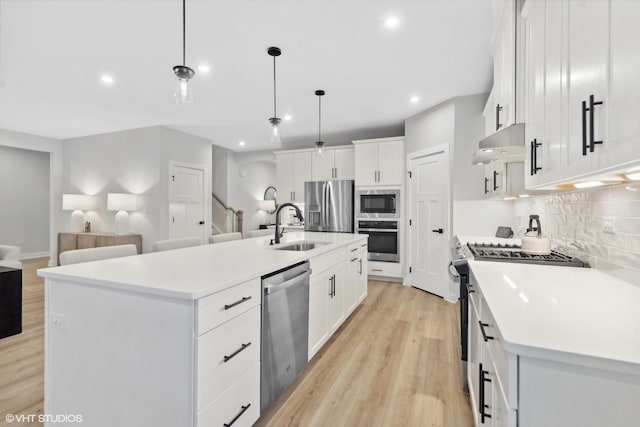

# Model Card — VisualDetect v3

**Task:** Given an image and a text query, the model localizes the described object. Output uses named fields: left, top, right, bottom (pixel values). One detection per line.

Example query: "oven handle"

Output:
left=448, top=262, right=460, bottom=282
left=358, top=228, right=398, bottom=233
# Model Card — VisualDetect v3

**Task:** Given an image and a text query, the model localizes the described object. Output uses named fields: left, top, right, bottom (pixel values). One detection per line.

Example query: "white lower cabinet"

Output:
left=345, top=244, right=368, bottom=314
left=327, top=263, right=346, bottom=333
left=196, top=362, right=260, bottom=427
left=308, top=267, right=331, bottom=358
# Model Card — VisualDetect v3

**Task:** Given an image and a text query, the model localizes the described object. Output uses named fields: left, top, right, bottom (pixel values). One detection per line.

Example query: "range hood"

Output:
left=475, top=123, right=526, bottom=163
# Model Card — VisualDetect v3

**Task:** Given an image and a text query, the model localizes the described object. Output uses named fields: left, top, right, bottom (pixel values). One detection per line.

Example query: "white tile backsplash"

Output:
left=513, top=184, right=640, bottom=286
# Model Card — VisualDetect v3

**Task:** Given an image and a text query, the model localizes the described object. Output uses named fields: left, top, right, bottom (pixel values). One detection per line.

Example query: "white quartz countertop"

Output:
left=38, top=232, right=366, bottom=300
left=469, top=259, right=640, bottom=373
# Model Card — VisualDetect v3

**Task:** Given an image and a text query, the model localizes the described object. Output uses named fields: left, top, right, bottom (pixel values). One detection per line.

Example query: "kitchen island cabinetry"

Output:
left=39, top=232, right=368, bottom=427
left=468, top=261, right=640, bottom=427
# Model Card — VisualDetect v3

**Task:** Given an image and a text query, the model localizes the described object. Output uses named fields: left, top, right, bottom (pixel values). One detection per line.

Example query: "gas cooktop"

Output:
left=466, top=242, right=587, bottom=267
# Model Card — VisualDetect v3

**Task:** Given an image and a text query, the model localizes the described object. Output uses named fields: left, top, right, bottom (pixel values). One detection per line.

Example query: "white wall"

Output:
left=0, top=145, right=50, bottom=257
left=63, top=126, right=212, bottom=253
left=404, top=100, right=455, bottom=155
left=0, top=128, right=62, bottom=265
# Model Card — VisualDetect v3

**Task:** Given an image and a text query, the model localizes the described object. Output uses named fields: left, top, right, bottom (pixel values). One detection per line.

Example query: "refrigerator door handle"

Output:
left=323, top=183, right=329, bottom=227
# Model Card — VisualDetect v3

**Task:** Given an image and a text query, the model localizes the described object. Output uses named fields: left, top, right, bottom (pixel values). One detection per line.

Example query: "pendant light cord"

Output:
left=273, top=55, right=277, bottom=117
left=318, top=95, right=322, bottom=141
left=182, top=0, right=186, bottom=66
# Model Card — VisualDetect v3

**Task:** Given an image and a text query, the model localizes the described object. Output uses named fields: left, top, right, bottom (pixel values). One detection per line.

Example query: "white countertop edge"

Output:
left=39, top=234, right=368, bottom=300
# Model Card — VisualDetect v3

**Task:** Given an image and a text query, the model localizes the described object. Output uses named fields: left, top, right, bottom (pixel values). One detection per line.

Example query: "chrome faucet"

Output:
left=272, top=203, right=304, bottom=245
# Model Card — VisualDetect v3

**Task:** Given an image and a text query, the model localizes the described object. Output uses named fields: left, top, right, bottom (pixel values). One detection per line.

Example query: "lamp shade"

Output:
left=62, top=194, right=94, bottom=211
left=107, top=193, right=137, bottom=211
left=257, top=200, right=276, bottom=211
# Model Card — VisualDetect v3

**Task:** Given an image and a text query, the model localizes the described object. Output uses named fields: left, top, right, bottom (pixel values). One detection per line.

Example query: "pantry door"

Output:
left=408, top=146, right=450, bottom=299
left=169, top=163, right=206, bottom=243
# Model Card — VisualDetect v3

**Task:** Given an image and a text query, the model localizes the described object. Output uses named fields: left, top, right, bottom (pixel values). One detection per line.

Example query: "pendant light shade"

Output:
left=268, top=47, right=282, bottom=143
left=173, top=0, right=195, bottom=106
left=315, top=90, right=325, bottom=155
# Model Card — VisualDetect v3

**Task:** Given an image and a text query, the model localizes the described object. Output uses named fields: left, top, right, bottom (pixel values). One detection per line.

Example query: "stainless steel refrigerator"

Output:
left=304, top=180, right=354, bottom=233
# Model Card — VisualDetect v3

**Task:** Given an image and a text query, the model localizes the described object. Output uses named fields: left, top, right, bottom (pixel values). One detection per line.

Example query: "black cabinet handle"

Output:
left=351, top=248, right=359, bottom=252
left=531, top=139, right=542, bottom=175
left=589, top=94, right=603, bottom=153
left=223, top=342, right=251, bottom=363
left=479, top=365, right=492, bottom=423
left=467, top=283, right=476, bottom=294
left=582, top=100, right=588, bottom=156
left=530, top=139, right=535, bottom=175
left=479, top=321, right=494, bottom=342
left=223, top=403, right=251, bottom=427
left=224, top=296, right=252, bottom=310
left=493, top=170, right=499, bottom=191
left=432, top=228, right=444, bottom=234
left=351, top=257, right=358, bottom=262
left=484, top=177, right=489, bottom=194
left=495, top=104, right=503, bottom=130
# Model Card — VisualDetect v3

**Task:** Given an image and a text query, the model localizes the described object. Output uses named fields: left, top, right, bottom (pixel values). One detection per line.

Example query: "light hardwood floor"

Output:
left=0, top=258, right=47, bottom=427
left=0, top=263, right=472, bottom=427
left=258, top=280, right=473, bottom=427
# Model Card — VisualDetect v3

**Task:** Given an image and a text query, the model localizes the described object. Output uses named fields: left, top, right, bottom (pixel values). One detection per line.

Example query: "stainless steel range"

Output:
left=449, top=236, right=588, bottom=391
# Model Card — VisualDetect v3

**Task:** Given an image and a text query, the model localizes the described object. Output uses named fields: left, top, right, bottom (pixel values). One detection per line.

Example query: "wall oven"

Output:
left=355, top=189, right=400, bottom=219
left=357, top=220, right=399, bottom=262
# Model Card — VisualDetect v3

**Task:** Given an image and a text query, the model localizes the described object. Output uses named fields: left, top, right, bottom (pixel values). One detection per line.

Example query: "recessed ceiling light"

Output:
left=198, top=64, right=211, bottom=73
left=385, top=16, right=400, bottom=29
left=238, top=141, right=245, bottom=147
left=100, top=75, right=114, bottom=85
left=283, top=114, right=292, bottom=122
left=410, top=95, right=419, bottom=104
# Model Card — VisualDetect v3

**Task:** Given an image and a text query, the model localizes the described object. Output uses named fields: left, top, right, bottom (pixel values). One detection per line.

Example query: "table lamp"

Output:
left=107, top=193, right=137, bottom=235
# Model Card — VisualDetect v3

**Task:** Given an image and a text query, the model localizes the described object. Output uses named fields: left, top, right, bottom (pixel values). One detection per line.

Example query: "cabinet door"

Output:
left=606, top=0, right=640, bottom=169
left=483, top=89, right=496, bottom=137
left=354, top=143, right=378, bottom=186
left=524, top=0, right=546, bottom=189
left=311, top=150, right=335, bottom=181
left=308, top=270, right=330, bottom=360
left=565, top=0, right=608, bottom=177
left=357, top=251, right=368, bottom=303
left=345, top=256, right=359, bottom=315
left=276, top=153, right=295, bottom=203
left=483, top=166, right=493, bottom=198
left=494, top=0, right=516, bottom=130
left=377, top=140, right=404, bottom=186
left=334, top=148, right=355, bottom=180
left=327, top=263, right=345, bottom=334
left=468, top=298, right=481, bottom=424
left=492, top=378, right=517, bottom=427
left=292, top=152, right=312, bottom=202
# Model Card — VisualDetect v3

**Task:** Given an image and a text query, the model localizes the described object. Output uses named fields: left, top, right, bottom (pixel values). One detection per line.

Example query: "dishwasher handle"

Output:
left=264, top=270, right=312, bottom=295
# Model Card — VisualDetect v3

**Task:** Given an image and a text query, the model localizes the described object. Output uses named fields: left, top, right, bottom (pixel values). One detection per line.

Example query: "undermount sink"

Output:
left=273, top=241, right=328, bottom=251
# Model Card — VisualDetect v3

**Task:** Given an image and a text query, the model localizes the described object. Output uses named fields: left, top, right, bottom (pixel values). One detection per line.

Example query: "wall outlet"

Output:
left=50, top=313, right=65, bottom=330
left=603, top=217, right=615, bottom=233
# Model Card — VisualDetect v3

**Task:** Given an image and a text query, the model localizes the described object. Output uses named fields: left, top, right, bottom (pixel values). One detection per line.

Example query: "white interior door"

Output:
left=169, top=164, right=205, bottom=242
left=409, top=150, right=448, bottom=299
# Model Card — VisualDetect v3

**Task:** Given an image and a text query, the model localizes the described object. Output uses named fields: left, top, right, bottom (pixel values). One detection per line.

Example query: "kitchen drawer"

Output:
left=368, top=261, right=402, bottom=278
left=310, top=247, right=345, bottom=277
left=197, top=278, right=260, bottom=335
left=479, top=295, right=518, bottom=410
left=197, top=362, right=260, bottom=427
left=197, top=305, right=261, bottom=410
left=347, top=239, right=368, bottom=255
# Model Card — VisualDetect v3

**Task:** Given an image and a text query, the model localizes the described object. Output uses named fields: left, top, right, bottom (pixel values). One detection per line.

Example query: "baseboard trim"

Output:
left=20, top=251, right=50, bottom=260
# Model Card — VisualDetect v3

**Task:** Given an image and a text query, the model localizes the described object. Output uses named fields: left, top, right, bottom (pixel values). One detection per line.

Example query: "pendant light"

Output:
left=315, top=90, right=325, bottom=155
left=267, top=47, right=282, bottom=143
left=173, top=0, right=195, bottom=106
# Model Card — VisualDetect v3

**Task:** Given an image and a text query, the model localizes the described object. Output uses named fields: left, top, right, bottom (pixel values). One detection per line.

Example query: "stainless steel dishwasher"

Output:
left=261, top=260, right=311, bottom=414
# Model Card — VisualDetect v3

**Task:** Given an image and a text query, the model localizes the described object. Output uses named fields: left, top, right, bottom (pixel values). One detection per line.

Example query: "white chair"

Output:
left=0, top=245, right=22, bottom=269
left=152, top=237, right=201, bottom=252
left=59, top=244, right=137, bottom=266
left=246, top=229, right=273, bottom=238
left=209, top=232, right=242, bottom=244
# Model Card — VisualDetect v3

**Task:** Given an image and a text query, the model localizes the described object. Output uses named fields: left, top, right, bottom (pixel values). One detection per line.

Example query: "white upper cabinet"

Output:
left=522, top=0, right=640, bottom=189
left=275, top=151, right=311, bottom=203
left=492, top=0, right=517, bottom=132
left=311, top=147, right=355, bottom=181
left=353, top=137, right=404, bottom=186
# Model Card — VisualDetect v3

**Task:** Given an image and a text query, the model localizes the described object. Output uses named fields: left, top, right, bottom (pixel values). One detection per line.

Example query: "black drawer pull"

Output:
left=480, top=365, right=492, bottom=423
left=350, top=247, right=358, bottom=252
left=466, top=283, right=476, bottom=294
left=361, top=243, right=367, bottom=247
left=484, top=177, right=489, bottom=194
left=479, top=321, right=494, bottom=342
left=351, top=257, right=358, bottom=262
left=223, top=403, right=251, bottom=427
left=223, top=342, right=251, bottom=362
left=224, top=296, right=252, bottom=310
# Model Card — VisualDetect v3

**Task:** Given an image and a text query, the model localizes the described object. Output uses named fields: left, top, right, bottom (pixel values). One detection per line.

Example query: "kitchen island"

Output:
left=38, top=231, right=368, bottom=427
left=467, top=259, right=640, bottom=427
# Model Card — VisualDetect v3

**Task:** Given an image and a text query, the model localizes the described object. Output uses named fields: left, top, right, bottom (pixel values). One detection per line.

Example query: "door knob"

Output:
left=432, top=228, right=444, bottom=234
left=198, top=221, right=205, bottom=225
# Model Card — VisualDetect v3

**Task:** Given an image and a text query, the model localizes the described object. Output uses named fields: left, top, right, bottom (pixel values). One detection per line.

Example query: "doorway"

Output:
left=407, top=145, right=451, bottom=300
left=169, top=163, right=206, bottom=243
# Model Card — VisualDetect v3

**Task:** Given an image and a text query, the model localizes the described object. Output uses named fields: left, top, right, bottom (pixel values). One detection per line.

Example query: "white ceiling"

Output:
left=0, top=0, right=493, bottom=152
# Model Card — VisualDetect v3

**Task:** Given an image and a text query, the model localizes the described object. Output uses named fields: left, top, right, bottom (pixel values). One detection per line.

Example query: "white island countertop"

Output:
left=38, top=232, right=366, bottom=300
left=469, top=259, right=640, bottom=374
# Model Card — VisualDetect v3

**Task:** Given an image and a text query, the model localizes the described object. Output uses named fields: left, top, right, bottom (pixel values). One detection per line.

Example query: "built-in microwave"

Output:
left=355, top=189, right=400, bottom=219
